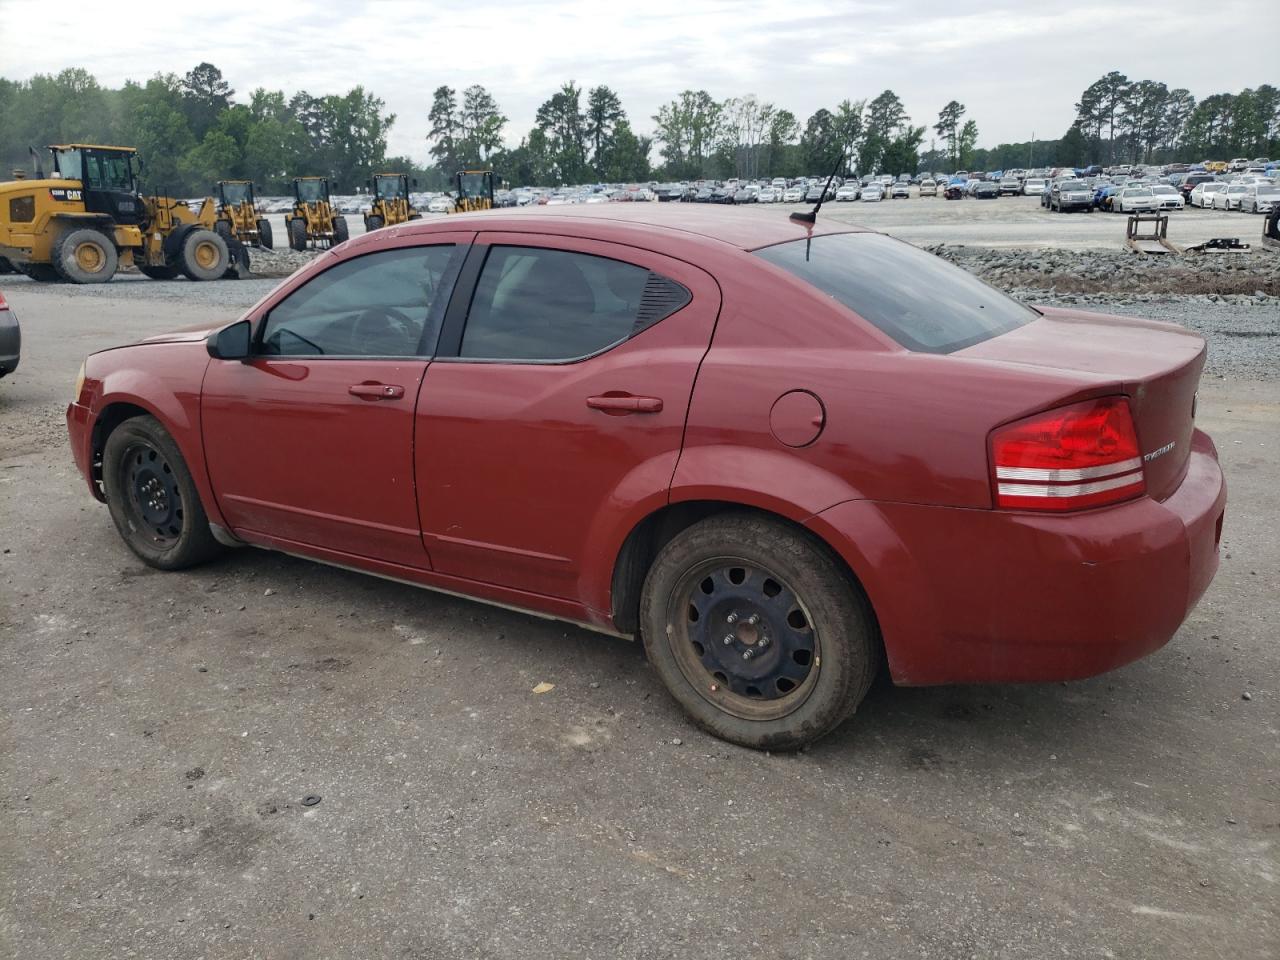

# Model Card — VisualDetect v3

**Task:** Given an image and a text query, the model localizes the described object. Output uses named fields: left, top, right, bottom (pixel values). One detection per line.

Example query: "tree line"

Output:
left=2, top=64, right=1276, bottom=197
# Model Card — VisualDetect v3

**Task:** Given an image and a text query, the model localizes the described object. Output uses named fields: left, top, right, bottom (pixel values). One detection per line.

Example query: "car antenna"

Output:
left=790, top=149, right=845, bottom=225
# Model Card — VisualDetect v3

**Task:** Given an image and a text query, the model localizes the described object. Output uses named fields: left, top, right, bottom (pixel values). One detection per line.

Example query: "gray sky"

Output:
left=2, top=0, right=1276, bottom=160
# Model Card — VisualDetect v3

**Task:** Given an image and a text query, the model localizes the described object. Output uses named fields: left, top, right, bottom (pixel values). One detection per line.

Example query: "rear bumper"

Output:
left=808, top=430, right=1226, bottom=685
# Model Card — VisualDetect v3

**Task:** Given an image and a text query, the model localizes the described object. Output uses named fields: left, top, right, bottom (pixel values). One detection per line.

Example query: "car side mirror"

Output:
left=207, top=320, right=251, bottom=360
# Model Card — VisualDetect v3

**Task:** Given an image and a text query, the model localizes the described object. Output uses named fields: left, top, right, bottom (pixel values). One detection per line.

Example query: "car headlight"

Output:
left=74, top=360, right=86, bottom=403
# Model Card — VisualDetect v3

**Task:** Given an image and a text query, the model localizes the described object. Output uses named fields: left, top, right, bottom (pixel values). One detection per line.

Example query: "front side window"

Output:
left=260, top=245, right=457, bottom=357
left=756, top=232, right=1035, bottom=354
left=459, top=245, right=689, bottom=361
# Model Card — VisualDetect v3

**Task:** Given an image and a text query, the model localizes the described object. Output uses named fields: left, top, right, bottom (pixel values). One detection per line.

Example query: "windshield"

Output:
left=295, top=179, right=327, bottom=203
left=756, top=233, right=1035, bottom=354
left=375, top=175, right=406, bottom=199
left=220, top=181, right=252, bottom=204
left=1060, top=181, right=1086, bottom=191
left=1123, top=188, right=1152, bottom=196
left=458, top=172, right=491, bottom=200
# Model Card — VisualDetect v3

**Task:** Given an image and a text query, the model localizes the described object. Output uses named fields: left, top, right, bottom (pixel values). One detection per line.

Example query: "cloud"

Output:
left=3, top=0, right=1275, bottom=161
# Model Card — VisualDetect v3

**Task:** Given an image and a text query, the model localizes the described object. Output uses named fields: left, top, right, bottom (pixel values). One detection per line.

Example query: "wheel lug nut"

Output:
left=742, top=650, right=753, bottom=660
left=746, top=614, right=760, bottom=625
left=726, top=613, right=738, bottom=624
left=722, top=635, right=734, bottom=646
left=758, top=636, right=770, bottom=647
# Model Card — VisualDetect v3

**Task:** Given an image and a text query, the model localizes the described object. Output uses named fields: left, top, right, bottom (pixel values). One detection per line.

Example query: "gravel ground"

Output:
left=1, top=213, right=1277, bottom=959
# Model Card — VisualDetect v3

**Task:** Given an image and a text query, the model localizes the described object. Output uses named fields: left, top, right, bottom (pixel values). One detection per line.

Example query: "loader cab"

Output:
left=373, top=174, right=409, bottom=200
left=293, top=177, right=329, bottom=206
left=217, top=180, right=255, bottom=209
left=50, top=144, right=144, bottom=225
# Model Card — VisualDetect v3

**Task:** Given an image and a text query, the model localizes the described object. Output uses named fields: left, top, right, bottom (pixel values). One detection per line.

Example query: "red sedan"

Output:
left=66, top=207, right=1226, bottom=750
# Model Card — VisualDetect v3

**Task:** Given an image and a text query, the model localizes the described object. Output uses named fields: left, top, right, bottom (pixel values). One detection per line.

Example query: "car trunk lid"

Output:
left=960, top=307, right=1204, bottom=501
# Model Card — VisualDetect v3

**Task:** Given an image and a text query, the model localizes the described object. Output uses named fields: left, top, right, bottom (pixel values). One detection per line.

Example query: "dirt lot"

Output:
left=1, top=209, right=1278, bottom=959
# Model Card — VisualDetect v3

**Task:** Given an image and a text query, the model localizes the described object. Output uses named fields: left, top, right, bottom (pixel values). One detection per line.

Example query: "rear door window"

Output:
left=458, top=245, right=690, bottom=361
left=755, top=232, right=1035, bottom=353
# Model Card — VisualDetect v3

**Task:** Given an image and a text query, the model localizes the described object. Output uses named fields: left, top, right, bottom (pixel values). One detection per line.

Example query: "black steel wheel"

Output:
left=640, top=514, right=879, bottom=750
left=102, top=416, right=222, bottom=569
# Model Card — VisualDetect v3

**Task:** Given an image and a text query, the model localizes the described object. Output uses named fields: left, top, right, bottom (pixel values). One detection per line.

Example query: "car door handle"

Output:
left=349, top=382, right=405, bottom=400
left=586, top=394, right=663, bottom=414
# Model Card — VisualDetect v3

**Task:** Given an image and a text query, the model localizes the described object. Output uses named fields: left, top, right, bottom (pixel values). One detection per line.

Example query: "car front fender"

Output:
left=86, top=347, right=227, bottom=528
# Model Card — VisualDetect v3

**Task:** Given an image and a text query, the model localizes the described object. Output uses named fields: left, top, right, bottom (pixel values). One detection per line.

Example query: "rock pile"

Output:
left=926, top=244, right=1280, bottom=299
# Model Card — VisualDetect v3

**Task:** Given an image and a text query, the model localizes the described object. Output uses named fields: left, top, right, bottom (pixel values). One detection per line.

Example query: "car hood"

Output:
left=137, top=324, right=220, bottom=345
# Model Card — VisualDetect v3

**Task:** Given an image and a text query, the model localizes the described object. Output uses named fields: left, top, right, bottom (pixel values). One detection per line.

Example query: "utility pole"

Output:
left=1029, top=131, right=1035, bottom=169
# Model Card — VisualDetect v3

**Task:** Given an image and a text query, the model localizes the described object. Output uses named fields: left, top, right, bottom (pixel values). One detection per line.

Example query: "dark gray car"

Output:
left=0, top=288, right=19, bottom=378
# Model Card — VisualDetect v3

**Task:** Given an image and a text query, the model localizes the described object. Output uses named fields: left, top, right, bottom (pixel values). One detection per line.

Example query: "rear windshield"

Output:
left=755, top=233, right=1036, bottom=353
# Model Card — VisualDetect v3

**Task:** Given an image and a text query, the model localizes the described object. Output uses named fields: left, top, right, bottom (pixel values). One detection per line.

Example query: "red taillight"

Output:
left=991, top=397, right=1146, bottom=512
left=0, top=290, right=7, bottom=309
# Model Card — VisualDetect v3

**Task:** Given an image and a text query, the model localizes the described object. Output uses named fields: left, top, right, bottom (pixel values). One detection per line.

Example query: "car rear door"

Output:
left=201, top=234, right=472, bottom=567
left=414, top=232, right=720, bottom=602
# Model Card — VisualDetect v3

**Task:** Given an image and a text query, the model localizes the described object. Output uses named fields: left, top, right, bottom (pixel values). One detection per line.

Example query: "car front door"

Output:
left=202, top=234, right=471, bottom=568
left=415, top=232, right=720, bottom=603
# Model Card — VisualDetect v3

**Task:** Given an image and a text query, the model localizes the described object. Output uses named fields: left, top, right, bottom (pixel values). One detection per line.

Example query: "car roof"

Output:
left=401, top=205, right=868, bottom=251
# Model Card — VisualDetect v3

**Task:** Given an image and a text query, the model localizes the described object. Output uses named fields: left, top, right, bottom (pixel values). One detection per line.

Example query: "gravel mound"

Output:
left=927, top=244, right=1280, bottom=297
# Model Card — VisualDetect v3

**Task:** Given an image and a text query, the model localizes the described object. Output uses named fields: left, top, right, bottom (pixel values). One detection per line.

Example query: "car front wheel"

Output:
left=640, top=514, right=879, bottom=750
left=102, top=415, right=223, bottom=570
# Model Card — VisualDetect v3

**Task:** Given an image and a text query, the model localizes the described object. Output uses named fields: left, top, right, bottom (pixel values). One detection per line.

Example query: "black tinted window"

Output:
left=460, top=246, right=688, bottom=361
left=261, top=245, right=456, bottom=357
left=756, top=233, right=1035, bottom=353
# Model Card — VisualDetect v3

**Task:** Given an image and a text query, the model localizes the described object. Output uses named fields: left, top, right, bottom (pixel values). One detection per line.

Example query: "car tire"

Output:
left=366, top=214, right=385, bottom=232
left=257, top=218, right=274, bottom=249
left=53, top=227, right=118, bottom=284
left=333, top=216, right=350, bottom=245
left=102, top=415, right=223, bottom=570
left=178, top=229, right=230, bottom=282
left=639, top=513, right=879, bottom=751
left=214, top=219, right=234, bottom=241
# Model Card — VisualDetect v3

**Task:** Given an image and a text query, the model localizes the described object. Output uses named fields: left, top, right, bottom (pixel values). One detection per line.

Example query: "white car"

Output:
left=1113, top=187, right=1159, bottom=213
left=782, top=186, right=806, bottom=203
left=1212, top=183, right=1249, bottom=210
left=771, top=178, right=787, bottom=190
left=860, top=184, right=884, bottom=202
left=835, top=183, right=860, bottom=201
left=1189, top=182, right=1225, bottom=208
left=1241, top=183, right=1279, bottom=214
left=1022, top=178, right=1047, bottom=196
left=919, top=179, right=937, bottom=196
left=890, top=182, right=910, bottom=199
left=756, top=187, right=780, bottom=203
left=1148, top=184, right=1184, bottom=210
left=426, top=196, right=454, bottom=213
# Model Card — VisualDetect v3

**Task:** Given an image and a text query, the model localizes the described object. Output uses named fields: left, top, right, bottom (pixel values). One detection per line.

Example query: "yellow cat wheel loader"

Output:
left=284, top=176, right=348, bottom=251
left=452, top=169, right=495, bottom=213
left=364, top=173, right=421, bottom=231
left=215, top=180, right=273, bottom=249
left=0, top=144, right=246, bottom=284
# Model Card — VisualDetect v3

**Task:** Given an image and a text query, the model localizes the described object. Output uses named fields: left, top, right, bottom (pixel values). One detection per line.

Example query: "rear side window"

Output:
left=459, top=245, right=690, bottom=361
left=755, top=233, right=1035, bottom=353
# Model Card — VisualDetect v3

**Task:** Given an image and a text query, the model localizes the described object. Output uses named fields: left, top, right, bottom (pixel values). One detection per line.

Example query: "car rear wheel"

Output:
left=639, top=514, right=879, bottom=750
left=102, top=415, right=223, bottom=570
